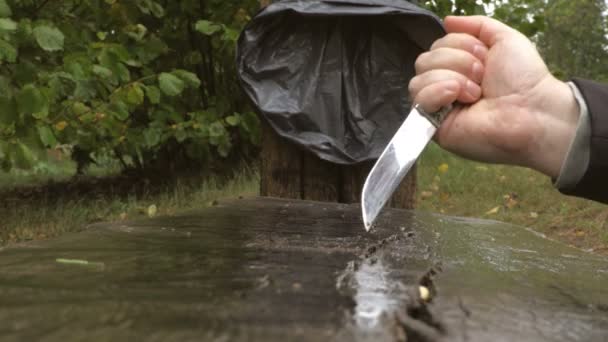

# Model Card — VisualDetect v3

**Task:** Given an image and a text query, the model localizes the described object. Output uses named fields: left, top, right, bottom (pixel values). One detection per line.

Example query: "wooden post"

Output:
left=259, top=123, right=417, bottom=209
left=256, top=0, right=416, bottom=209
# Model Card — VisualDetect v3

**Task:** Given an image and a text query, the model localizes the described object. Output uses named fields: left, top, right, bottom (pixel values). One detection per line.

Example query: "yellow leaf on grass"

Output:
left=530, top=212, right=539, bottom=219
left=147, top=204, right=158, bottom=218
left=55, top=121, right=68, bottom=131
left=421, top=191, right=433, bottom=199
left=486, top=206, right=500, bottom=215
left=437, top=163, right=449, bottom=174
left=503, top=193, right=519, bottom=209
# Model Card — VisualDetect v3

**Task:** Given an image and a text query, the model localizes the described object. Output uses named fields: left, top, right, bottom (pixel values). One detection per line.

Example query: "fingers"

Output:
left=430, top=33, right=488, bottom=62
left=412, top=80, right=461, bottom=114
left=409, top=69, right=481, bottom=104
left=410, top=32, right=485, bottom=109
left=415, top=48, right=484, bottom=84
left=444, top=15, right=516, bottom=47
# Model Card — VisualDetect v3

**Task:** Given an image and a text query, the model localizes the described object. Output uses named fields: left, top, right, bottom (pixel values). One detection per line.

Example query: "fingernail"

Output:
left=466, top=80, right=481, bottom=99
left=472, top=62, right=484, bottom=83
left=473, top=44, right=488, bottom=61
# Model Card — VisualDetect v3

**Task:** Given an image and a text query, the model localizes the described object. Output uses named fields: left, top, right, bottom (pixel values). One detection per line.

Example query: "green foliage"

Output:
left=0, top=0, right=261, bottom=172
left=424, top=0, right=608, bottom=81
left=491, top=0, right=546, bottom=38
left=539, top=0, right=608, bottom=81
left=421, top=0, right=491, bottom=17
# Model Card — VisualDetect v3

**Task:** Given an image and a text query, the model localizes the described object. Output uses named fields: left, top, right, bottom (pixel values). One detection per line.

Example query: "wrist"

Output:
left=527, top=77, right=580, bottom=178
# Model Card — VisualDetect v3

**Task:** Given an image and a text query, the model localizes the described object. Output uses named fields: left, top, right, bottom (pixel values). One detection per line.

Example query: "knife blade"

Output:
left=361, top=104, right=451, bottom=231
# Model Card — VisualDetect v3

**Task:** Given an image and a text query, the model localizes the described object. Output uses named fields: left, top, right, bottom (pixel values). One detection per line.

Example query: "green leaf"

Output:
left=225, top=114, right=240, bottom=126
left=97, top=31, right=108, bottom=41
left=16, top=19, right=32, bottom=42
left=116, top=63, right=131, bottom=83
left=217, top=141, right=231, bottom=157
left=172, top=70, right=201, bottom=88
left=145, top=85, right=161, bottom=104
left=0, top=18, right=17, bottom=31
left=174, top=128, right=187, bottom=143
left=126, top=83, right=145, bottom=106
left=10, top=142, right=36, bottom=169
left=73, top=80, right=97, bottom=100
left=33, top=25, right=65, bottom=52
left=0, top=75, right=11, bottom=97
left=0, top=96, right=17, bottom=125
left=72, top=102, right=90, bottom=115
left=16, top=84, right=47, bottom=118
left=126, top=24, right=148, bottom=41
left=144, top=127, right=161, bottom=147
left=222, top=28, right=240, bottom=43
left=195, top=20, right=222, bottom=35
left=136, top=0, right=165, bottom=18
left=92, top=65, right=113, bottom=78
left=0, top=38, right=17, bottom=63
left=109, top=101, right=129, bottom=121
left=208, top=122, right=225, bottom=138
left=148, top=1, right=165, bottom=18
left=158, top=72, right=184, bottom=97
left=241, top=111, right=261, bottom=144
left=37, top=125, right=57, bottom=147
left=0, top=0, right=12, bottom=18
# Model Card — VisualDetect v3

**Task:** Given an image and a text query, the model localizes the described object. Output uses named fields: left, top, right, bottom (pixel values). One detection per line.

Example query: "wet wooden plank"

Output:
left=1, top=197, right=608, bottom=341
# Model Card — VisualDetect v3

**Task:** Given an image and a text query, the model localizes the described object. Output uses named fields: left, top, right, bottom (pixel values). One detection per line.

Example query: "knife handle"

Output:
left=416, top=104, right=453, bottom=128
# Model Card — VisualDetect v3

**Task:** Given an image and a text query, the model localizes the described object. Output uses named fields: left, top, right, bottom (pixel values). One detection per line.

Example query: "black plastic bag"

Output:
left=237, top=0, right=445, bottom=164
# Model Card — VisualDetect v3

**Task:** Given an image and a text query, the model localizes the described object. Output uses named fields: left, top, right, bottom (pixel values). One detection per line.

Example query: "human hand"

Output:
left=408, top=16, right=580, bottom=178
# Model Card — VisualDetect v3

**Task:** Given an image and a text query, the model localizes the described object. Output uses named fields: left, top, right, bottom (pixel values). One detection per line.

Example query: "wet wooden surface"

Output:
left=1, top=197, right=608, bottom=341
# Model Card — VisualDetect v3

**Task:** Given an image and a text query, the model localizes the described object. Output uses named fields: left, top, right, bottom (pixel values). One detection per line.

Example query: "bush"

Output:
left=0, top=0, right=261, bottom=173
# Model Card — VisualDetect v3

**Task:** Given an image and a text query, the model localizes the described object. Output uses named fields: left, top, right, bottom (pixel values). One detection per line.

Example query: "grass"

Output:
left=417, top=143, right=608, bottom=253
left=0, top=165, right=260, bottom=246
left=2, top=145, right=607, bottom=253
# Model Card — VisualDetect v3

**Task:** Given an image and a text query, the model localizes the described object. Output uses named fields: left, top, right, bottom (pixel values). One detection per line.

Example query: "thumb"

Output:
left=444, top=15, right=516, bottom=47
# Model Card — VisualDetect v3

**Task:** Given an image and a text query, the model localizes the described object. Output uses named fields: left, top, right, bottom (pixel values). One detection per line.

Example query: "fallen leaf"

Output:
left=147, top=204, right=158, bottom=218
left=437, top=163, right=449, bottom=174
left=486, top=206, right=500, bottom=215
left=421, top=191, right=433, bottom=199
left=506, top=199, right=518, bottom=209
left=504, top=193, right=519, bottom=209
left=419, top=286, right=431, bottom=301
left=530, top=212, right=539, bottom=219
left=56, top=258, right=105, bottom=268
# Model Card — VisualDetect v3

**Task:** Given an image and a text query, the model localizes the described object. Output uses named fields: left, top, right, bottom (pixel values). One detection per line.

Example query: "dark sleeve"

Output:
left=560, top=78, right=608, bottom=204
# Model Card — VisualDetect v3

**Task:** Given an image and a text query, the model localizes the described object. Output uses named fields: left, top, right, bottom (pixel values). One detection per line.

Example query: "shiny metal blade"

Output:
left=361, top=106, right=437, bottom=231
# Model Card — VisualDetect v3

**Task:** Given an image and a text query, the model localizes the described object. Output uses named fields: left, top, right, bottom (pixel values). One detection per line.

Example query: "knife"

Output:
left=361, top=104, right=452, bottom=231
